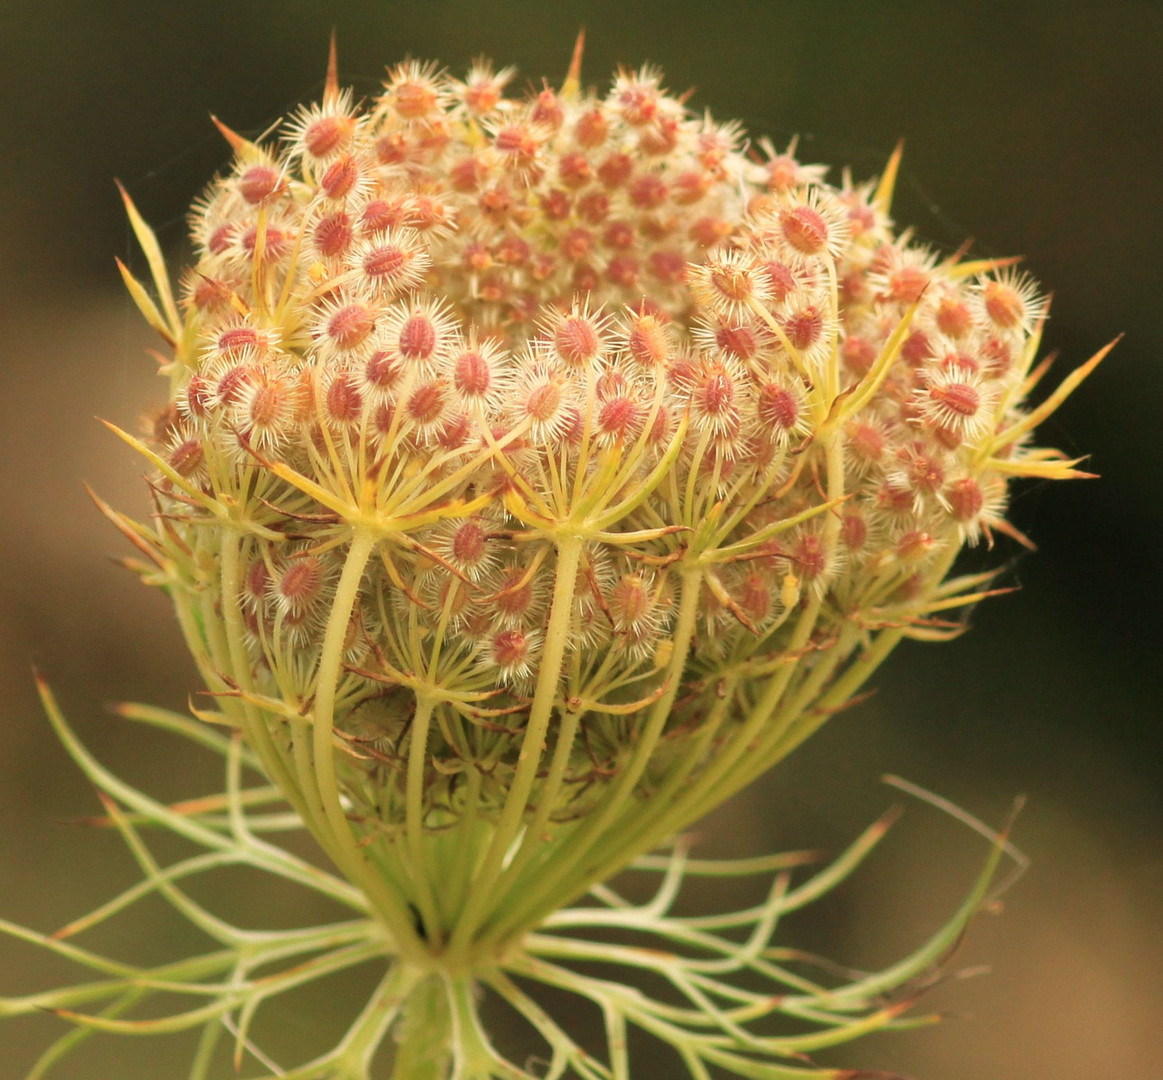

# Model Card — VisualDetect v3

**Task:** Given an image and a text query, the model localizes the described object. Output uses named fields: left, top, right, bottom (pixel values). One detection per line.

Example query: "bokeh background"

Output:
left=1, top=2, right=1160, bottom=1077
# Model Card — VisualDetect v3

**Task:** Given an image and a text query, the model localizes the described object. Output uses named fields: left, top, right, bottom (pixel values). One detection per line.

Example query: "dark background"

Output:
left=1, top=2, right=1160, bottom=1077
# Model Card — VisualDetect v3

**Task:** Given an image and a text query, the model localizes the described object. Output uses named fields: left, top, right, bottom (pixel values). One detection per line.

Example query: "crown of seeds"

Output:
left=134, top=41, right=1096, bottom=831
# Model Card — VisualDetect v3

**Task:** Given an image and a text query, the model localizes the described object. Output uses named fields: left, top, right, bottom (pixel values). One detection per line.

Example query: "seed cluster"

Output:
left=138, top=50, right=1066, bottom=831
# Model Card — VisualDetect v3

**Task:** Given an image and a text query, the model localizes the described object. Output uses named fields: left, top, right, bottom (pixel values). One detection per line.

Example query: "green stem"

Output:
left=480, top=569, right=702, bottom=945
left=312, top=529, right=375, bottom=847
left=447, top=976, right=508, bottom=1080
left=310, top=528, right=428, bottom=964
left=440, top=766, right=484, bottom=928
left=529, top=428, right=850, bottom=910
left=217, top=530, right=319, bottom=836
left=388, top=971, right=451, bottom=1080
left=447, top=535, right=582, bottom=961
left=550, top=673, right=742, bottom=906
left=406, top=695, right=443, bottom=944
left=471, top=705, right=585, bottom=948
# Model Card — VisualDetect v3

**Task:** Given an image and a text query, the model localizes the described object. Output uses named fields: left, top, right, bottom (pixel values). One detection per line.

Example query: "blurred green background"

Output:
left=1, top=2, right=1160, bottom=1077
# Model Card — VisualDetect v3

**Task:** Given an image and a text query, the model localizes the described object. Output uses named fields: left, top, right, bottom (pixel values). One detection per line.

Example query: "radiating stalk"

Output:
left=479, top=569, right=702, bottom=945
left=310, top=527, right=428, bottom=963
left=447, top=534, right=582, bottom=962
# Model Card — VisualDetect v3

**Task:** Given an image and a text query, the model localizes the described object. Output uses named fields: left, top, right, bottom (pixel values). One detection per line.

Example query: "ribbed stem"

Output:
left=390, top=974, right=453, bottom=1080
left=311, top=528, right=428, bottom=964
left=529, top=422, right=850, bottom=906
left=479, top=568, right=703, bottom=944
left=406, top=695, right=442, bottom=943
left=447, top=534, right=582, bottom=962
left=217, top=529, right=320, bottom=837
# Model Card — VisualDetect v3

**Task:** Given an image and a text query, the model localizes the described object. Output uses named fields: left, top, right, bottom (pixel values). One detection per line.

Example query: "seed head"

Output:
left=119, top=43, right=1103, bottom=843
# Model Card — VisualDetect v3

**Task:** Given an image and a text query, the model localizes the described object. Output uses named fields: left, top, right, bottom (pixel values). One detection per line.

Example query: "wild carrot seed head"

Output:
left=125, top=44, right=1094, bottom=829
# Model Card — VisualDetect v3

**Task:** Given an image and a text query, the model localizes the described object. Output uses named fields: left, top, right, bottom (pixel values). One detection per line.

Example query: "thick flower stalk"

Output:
left=4, top=37, right=1109, bottom=1080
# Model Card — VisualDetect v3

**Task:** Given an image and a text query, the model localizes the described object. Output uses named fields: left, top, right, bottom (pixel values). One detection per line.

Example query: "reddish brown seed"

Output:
left=947, top=477, right=985, bottom=522
left=627, top=314, right=669, bottom=368
left=449, top=155, right=487, bottom=192
left=247, top=381, right=284, bottom=427
left=672, top=169, right=712, bottom=204
left=207, top=222, right=236, bottom=254
left=238, top=165, right=282, bottom=204
left=463, top=81, right=502, bottom=115
left=453, top=349, right=491, bottom=397
left=395, top=80, right=438, bottom=119
left=841, top=513, right=868, bottom=551
left=983, top=280, right=1025, bottom=328
left=792, top=533, right=827, bottom=579
left=183, top=375, right=214, bottom=418
left=713, top=321, right=758, bottom=360
left=303, top=114, right=355, bottom=158
left=603, top=220, right=635, bottom=250
left=690, top=216, right=731, bottom=248
left=900, top=444, right=945, bottom=492
left=495, top=234, right=530, bottom=265
left=842, top=334, right=877, bottom=376
left=278, top=558, right=324, bottom=611
left=577, top=191, right=610, bottom=224
left=757, top=384, right=799, bottom=431
left=436, top=412, right=472, bottom=449
left=981, top=335, right=1014, bottom=378
left=361, top=199, right=407, bottom=234
left=560, top=227, right=594, bottom=261
left=896, top=530, right=934, bottom=562
left=241, top=225, right=289, bottom=261
left=491, top=629, right=529, bottom=669
left=554, top=315, right=600, bottom=365
left=574, top=108, right=608, bottom=147
left=365, top=351, right=402, bottom=391
left=930, top=380, right=981, bottom=417
left=609, top=575, right=650, bottom=629
left=321, top=155, right=361, bottom=199
left=217, top=326, right=264, bottom=355
left=215, top=365, right=251, bottom=407
left=597, top=396, right=641, bottom=439
left=494, top=570, right=534, bottom=619
left=558, top=151, right=592, bottom=188
left=784, top=304, right=824, bottom=350
left=847, top=421, right=886, bottom=464
left=597, top=152, right=633, bottom=188
left=363, top=244, right=407, bottom=281
left=629, top=174, right=667, bottom=208
left=244, top=557, right=270, bottom=602
left=169, top=437, right=204, bottom=477
left=737, top=572, right=773, bottom=624
left=495, top=124, right=538, bottom=162
left=314, top=211, right=354, bottom=258
left=780, top=204, right=828, bottom=255
left=648, top=249, right=686, bottom=283
left=451, top=520, right=487, bottom=566
left=525, top=380, right=562, bottom=423
left=888, top=266, right=930, bottom=304
left=765, top=154, right=800, bottom=192
left=936, top=296, right=973, bottom=338
left=407, top=380, right=447, bottom=424
left=327, top=303, right=376, bottom=350
left=696, top=368, right=734, bottom=417
left=398, top=314, right=438, bottom=362
left=761, top=260, right=797, bottom=301
left=901, top=330, right=933, bottom=366
left=531, top=86, right=564, bottom=129
left=539, top=189, right=571, bottom=220
left=326, top=372, right=363, bottom=423
left=605, top=255, right=640, bottom=288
